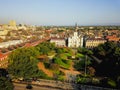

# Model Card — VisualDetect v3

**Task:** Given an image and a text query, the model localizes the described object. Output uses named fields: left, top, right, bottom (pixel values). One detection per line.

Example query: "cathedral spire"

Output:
left=75, top=23, right=78, bottom=31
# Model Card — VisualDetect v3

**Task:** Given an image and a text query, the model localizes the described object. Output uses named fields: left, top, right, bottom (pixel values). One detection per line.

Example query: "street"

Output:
left=14, top=83, right=61, bottom=90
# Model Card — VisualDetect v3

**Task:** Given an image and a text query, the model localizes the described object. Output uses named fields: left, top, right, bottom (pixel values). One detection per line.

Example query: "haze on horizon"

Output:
left=0, top=0, right=120, bottom=26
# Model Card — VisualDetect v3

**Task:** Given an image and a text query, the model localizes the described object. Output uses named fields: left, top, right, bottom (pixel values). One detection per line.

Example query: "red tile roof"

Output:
left=0, top=52, right=10, bottom=61
left=106, top=35, right=120, bottom=42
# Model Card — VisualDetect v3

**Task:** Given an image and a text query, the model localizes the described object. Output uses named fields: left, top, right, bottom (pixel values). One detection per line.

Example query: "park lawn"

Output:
left=76, top=53, right=85, bottom=58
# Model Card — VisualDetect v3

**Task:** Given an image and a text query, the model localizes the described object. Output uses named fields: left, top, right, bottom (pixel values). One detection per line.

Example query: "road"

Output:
left=14, top=83, right=62, bottom=90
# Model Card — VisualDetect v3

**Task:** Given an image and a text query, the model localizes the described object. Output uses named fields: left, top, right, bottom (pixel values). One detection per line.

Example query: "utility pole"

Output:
left=85, top=54, right=87, bottom=76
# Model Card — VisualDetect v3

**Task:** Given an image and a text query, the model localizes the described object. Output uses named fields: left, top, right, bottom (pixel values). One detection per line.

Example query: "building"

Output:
left=67, top=24, right=83, bottom=48
left=17, top=24, right=27, bottom=30
left=8, top=20, right=18, bottom=30
left=50, top=38, right=66, bottom=47
left=9, top=20, right=16, bottom=26
left=0, top=52, right=9, bottom=68
left=0, top=40, right=23, bottom=48
left=68, top=32, right=83, bottom=48
left=85, top=38, right=106, bottom=48
left=0, top=30, right=8, bottom=36
left=106, top=35, right=120, bottom=42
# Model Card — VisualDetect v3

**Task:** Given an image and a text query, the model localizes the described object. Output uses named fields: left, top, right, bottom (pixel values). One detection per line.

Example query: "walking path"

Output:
left=38, top=62, right=53, bottom=77
left=60, top=62, right=80, bottom=81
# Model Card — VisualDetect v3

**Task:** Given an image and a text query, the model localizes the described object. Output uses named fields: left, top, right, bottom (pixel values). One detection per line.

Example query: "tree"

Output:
left=53, top=57, right=71, bottom=69
left=0, top=76, right=14, bottom=90
left=0, top=68, right=14, bottom=90
left=78, top=47, right=93, bottom=55
left=7, top=47, right=46, bottom=79
left=114, top=47, right=120, bottom=60
left=93, top=41, right=120, bottom=85
left=93, top=42, right=117, bottom=60
left=74, top=58, right=92, bottom=73
left=35, top=42, right=55, bottom=55
left=77, top=47, right=93, bottom=76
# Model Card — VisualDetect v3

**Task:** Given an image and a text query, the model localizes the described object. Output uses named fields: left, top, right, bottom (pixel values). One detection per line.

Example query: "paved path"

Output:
left=38, top=62, right=53, bottom=77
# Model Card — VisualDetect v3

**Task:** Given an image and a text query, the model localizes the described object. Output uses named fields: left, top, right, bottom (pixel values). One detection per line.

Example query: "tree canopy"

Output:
left=93, top=42, right=120, bottom=78
left=0, top=76, right=14, bottom=90
left=7, top=47, right=46, bottom=79
left=35, top=42, right=55, bottom=55
left=0, top=68, right=14, bottom=90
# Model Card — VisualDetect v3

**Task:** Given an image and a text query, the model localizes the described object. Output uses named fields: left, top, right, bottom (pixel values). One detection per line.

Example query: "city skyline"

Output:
left=0, top=0, right=120, bottom=26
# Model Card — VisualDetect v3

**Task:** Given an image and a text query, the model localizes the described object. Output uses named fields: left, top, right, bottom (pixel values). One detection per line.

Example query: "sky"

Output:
left=0, top=0, right=120, bottom=26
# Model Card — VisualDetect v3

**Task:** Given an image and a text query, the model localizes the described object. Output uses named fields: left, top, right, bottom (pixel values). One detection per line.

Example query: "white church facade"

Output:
left=68, top=25, right=83, bottom=48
